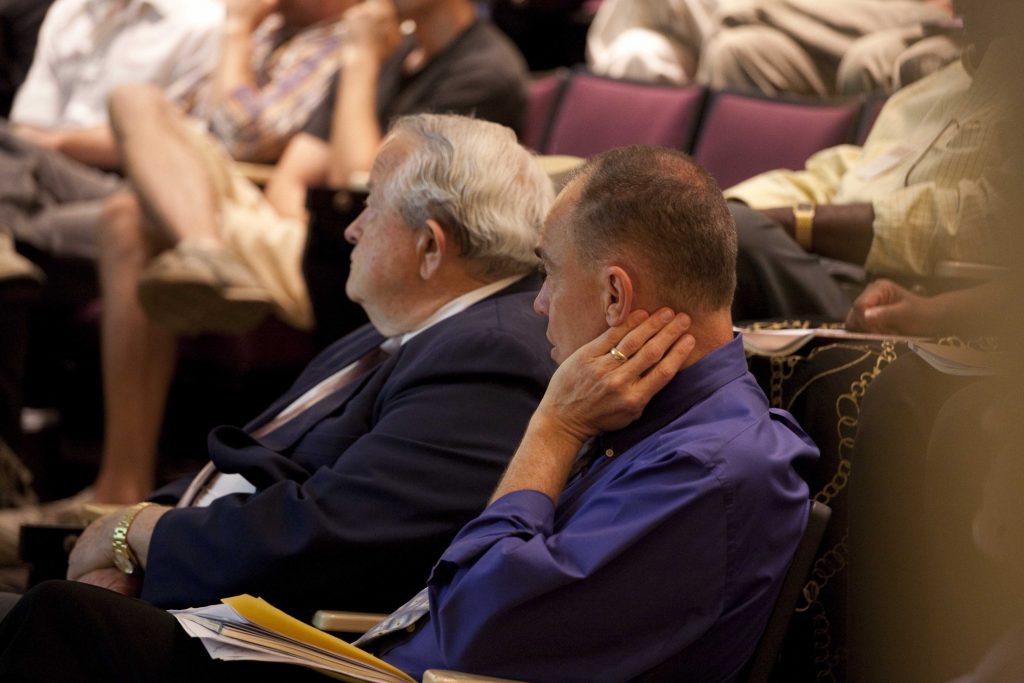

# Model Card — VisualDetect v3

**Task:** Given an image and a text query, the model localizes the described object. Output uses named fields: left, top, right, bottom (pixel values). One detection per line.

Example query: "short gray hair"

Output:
left=376, top=114, right=554, bottom=279
left=569, top=146, right=736, bottom=313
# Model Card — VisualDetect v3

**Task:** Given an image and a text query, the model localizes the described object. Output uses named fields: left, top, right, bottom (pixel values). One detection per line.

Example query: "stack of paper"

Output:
left=738, top=327, right=923, bottom=357
left=172, top=595, right=414, bottom=683
left=909, top=341, right=999, bottom=376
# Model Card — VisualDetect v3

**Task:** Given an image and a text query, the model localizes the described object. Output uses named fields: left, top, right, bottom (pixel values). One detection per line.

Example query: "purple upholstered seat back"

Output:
left=693, top=92, right=861, bottom=189
left=543, top=73, right=705, bottom=158
left=522, top=71, right=568, bottom=152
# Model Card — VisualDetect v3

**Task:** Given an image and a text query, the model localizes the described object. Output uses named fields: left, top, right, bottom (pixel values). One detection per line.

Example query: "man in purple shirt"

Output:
left=378, top=145, right=817, bottom=682
left=0, top=146, right=815, bottom=682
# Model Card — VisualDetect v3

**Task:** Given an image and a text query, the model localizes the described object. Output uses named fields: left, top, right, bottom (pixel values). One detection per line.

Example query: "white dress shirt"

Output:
left=10, top=0, right=223, bottom=129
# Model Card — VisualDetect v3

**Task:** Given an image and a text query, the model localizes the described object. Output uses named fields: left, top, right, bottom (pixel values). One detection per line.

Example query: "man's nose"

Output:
left=533, top=286, right=549, bottom=316
left=344, top=212, right=366, bottom=245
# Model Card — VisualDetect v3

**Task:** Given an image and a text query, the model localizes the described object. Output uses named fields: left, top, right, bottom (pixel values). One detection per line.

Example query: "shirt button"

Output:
left=604, top=449, right=615, bottom=458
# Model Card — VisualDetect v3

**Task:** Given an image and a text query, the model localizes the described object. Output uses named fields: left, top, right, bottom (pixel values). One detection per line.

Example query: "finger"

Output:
left=584, top=309, right=651, bottom=360
left=619, top=311, right=691, bottom=372
left=845, top=305, right=867, bottom=332
left=624, top=313, right=692, bottom=376
left=625, top=308, right=649, bottom=328
left=633, top=332, right=697, bottom=397
left=851, top=284, right=885, bottom=312
left=608, top=308, right=683, bottom=359
left=863, top=302, right=908, bottom=335
left=861, top=307, right=889, bottom=334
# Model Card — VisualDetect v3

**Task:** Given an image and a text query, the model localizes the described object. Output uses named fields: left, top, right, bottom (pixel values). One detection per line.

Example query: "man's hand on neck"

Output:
left=490, top=309, right=695, bottom=504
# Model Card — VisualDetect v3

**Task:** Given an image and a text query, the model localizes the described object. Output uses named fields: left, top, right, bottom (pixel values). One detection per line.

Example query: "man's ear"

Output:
left=418, top=219, right=447, bottom=279
left=603, top=265, right=634, bottom=326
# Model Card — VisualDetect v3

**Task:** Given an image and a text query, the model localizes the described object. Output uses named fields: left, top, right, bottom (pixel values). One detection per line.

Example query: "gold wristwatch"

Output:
left=111, top=502, right=155, bottom=575
left=793, top=202, right=815, bottom=250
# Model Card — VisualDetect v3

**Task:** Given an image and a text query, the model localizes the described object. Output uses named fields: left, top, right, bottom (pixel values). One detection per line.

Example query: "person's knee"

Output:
left=98, top=191, right=147, bottom=260
left=108, top=84, right=169, bottom=136
left=837, top=32, right=904, bottom=95
left=700, top=26, right=810, bottom=93
left=700, top=28, right=761, bottom=88
left=893, top=35, right=960, bottom=89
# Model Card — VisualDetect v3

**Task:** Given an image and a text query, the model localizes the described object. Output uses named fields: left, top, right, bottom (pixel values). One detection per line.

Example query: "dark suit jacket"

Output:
left=142, top=277, right=554, bottom=619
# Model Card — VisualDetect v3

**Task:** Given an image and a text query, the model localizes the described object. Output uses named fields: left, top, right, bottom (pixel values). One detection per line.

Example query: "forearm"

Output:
left=325, top=50, right=383, bottom=188
left=52, top=126, right=121, bottom=170
left=12, top=123, right=120, bottom=169
left=210, top=24, right=259, bottom=107
left=489, top=412, right=586, bottom=504
left=759, top=202, right=875, bottom=264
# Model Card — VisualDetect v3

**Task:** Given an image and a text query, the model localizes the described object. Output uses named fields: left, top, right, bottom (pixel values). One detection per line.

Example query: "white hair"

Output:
left=376, top=113, right=555, bottom=279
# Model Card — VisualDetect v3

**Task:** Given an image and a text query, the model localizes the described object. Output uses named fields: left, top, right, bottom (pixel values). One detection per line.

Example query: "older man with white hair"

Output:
left=0, top=114, right=557, bottom=631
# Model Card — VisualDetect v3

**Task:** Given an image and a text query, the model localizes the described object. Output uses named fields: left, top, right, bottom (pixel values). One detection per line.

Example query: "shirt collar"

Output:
left=598, top=334, right=749, bottom=457
left=380, top=274, right=526, bottom=353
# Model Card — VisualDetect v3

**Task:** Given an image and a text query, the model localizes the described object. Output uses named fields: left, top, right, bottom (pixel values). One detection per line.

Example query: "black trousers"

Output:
left=0, top=581, right=326, bottom=682
left=729, top=201, right=854, bottom=323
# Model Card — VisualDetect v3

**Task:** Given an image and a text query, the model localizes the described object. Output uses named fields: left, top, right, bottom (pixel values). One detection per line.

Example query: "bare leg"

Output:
left=93, top=192, right=177, bottom=504
left=108, top=85, right=222, bottom=246
left=108, top=84, right=273, bottom=335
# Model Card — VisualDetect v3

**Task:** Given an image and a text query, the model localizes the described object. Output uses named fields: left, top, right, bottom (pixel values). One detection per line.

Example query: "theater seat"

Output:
left=542, top=72, right=706, bottom=158
left=521, top=70, right=569, bottom=152
left=694, top=91, right=861, bottom=189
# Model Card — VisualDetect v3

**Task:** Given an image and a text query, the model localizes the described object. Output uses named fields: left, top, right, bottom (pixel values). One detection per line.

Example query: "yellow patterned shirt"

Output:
left=725, top=48, right=1009, bottom=276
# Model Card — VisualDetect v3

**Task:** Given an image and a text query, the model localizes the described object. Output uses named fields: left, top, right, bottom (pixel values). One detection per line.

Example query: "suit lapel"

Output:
left=244, top=325, right=386, bottom=438
left=256, top=349, right=396, bottom=453
left=239, top=274, right=541, bottom=453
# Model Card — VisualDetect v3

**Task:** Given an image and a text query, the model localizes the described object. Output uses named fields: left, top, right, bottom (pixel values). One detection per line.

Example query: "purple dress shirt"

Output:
left=381, top=335, right=818, bottom=682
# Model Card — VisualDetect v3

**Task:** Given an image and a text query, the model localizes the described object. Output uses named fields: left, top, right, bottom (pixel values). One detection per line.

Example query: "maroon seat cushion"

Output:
left=543, top=72, right=706, bottom=158
left=522, top=70, right=568, bottom=152
left=694, top=92, right=861, bottom=189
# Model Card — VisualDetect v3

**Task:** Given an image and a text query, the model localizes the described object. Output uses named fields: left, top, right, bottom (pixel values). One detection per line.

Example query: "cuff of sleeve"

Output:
left=865, top=191, right=935, bottom=275
left=432, top=490, right=555, bottom=574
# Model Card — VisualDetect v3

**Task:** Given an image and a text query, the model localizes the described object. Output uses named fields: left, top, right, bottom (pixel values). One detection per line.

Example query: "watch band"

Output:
left=793, top=202, right=815, bottom=250
left=111, top=501, right=155, bottom=575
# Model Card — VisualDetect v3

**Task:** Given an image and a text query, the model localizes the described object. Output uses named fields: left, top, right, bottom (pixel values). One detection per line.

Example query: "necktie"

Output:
left=353, top=587, right=430, bottom=649
left=250, top=345, right=390, bottom=440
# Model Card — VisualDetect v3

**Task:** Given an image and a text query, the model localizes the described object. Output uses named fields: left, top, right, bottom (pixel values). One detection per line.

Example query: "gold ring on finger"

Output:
left=608, top=346, right=628, bottom=362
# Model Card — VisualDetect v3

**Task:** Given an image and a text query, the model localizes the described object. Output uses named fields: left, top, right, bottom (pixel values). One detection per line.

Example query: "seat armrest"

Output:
left=423, top=670, right=530, bottom=683
left=311, top=610, right=388, bottom=634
